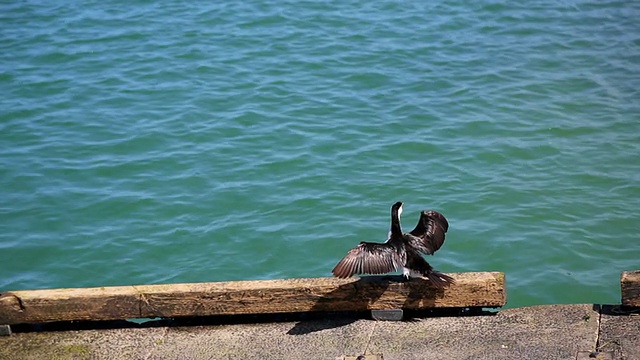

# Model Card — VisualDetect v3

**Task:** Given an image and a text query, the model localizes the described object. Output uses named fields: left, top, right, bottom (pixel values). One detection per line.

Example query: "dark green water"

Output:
left=1, top=1, right=639, bottom=308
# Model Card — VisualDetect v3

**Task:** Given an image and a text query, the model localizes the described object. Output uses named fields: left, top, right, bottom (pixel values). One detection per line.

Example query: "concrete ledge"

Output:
left=1, top=304, right=636, bottom=360
left=597, top=305, right=640, bottom=360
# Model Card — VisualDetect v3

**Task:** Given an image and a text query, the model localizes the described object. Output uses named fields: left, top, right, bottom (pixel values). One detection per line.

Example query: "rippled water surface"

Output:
left=1, top=0, right=639, bottom=308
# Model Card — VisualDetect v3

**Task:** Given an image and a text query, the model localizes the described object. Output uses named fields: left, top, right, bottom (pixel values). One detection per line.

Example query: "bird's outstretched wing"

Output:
left=405, top=210, right=449, bottom=255
left=332, top=242, right=401, bottom=278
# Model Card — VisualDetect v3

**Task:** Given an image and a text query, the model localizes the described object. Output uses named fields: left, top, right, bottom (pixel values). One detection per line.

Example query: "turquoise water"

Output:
left=1, top=1, right=639, bottom=309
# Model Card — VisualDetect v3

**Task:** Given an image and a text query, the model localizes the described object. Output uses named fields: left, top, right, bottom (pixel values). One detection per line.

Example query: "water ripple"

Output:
left=1, top=0, right=639, bottom=307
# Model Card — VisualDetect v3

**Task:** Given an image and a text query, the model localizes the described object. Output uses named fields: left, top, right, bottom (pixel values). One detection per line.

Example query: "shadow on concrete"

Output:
left=9, top=312, right=364, bottom=333
left=286, top=275, right=497, bottom=335
left=594, top=304, right=640, bottom=316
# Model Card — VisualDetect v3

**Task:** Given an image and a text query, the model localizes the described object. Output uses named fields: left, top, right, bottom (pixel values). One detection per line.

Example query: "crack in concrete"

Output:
left=143, top=326, right=168, bottom=360
left=595, top=305, right=603, bottom=352
left=361, top=320, right=377, bottom=356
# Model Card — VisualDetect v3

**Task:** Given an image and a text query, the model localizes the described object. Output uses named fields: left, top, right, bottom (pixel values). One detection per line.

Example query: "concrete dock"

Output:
left=1, top=304, right=638, bottom=360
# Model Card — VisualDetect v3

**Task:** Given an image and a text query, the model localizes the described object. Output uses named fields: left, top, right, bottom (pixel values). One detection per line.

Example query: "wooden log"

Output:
left=0, top=272, right=505, bottom=325
left=621, top=270, right=640, bottom=307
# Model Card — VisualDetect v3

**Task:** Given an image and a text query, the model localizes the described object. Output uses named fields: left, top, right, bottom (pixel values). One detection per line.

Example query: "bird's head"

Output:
left=392, top=201, right=404, bottom=217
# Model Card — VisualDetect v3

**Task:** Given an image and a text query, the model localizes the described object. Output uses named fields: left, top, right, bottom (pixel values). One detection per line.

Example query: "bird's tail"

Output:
left=425, top=270, right=455, bottom=289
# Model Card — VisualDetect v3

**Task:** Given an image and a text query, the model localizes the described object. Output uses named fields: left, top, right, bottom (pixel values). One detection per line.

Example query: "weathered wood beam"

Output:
left=621, top=270, right=640, bottom=307
left=0, top=272, right=505, bottom=325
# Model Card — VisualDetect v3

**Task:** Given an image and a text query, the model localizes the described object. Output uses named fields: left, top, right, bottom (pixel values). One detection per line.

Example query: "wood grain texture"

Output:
left=0, top=272, right=505, bottom=325
left=621, top=270, right=640, bottom=307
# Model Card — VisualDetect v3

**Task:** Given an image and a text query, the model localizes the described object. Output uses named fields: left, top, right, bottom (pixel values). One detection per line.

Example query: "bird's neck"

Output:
left=390, top=209, right=402, bottom=236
